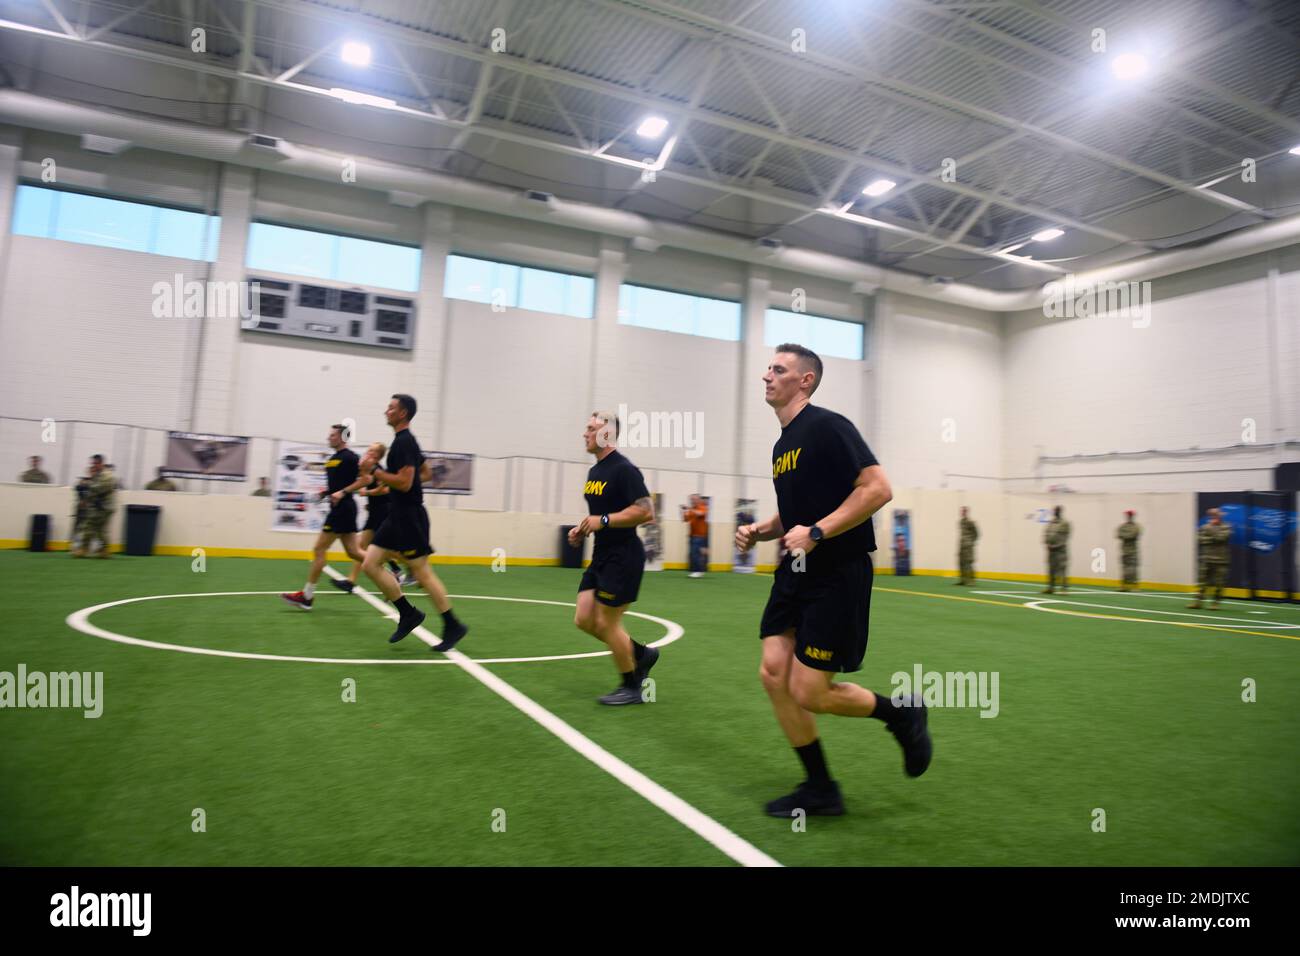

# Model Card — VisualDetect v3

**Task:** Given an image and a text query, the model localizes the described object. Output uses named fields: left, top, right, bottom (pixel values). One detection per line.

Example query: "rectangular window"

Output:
left=764, top=308, right=864, bottom=360
left=11, top=184, right=219, bottom=260
left=246, top=222, right=421, bottom=292
left=618, top=283, right=741, bottom=340
left=444, top=253, right=593, bottom=317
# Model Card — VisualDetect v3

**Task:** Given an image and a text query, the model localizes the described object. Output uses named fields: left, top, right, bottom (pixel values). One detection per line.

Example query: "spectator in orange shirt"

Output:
left=682, top=493, right=709, bottom=578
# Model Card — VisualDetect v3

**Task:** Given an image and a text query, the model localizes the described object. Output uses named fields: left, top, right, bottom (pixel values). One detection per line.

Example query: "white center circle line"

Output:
left=65, top=591, right=684, bottom=665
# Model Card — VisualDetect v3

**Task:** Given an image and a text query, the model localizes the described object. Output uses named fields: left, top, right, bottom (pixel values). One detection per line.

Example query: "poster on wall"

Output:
left=420, top=451, right=474, bottom=495
left=734, top=498, right=758, bottom=573
left=892, top=509, right=912, bottom=576
left=640, top=493, right=665, bottom=571
left=270, top=443, right=331, bottom=532
left=164, top=431, right=249, bottom=481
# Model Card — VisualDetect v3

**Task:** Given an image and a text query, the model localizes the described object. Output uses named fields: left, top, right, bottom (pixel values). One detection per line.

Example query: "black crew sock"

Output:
left=621, top=669, right=639, bottom=690
left=631, top=641, right=647, bottom=662
left=795, top=740, right=832, bottom=786
left=869, top=691, right=902, bottom=724
left=441, top=609, right=459, bottom=628
left=393, top=596, right=414, bottom=615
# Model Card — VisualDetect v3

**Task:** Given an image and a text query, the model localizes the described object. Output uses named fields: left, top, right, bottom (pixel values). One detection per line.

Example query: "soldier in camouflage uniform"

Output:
left=1117, top=509, right=1141, bottom=591
left=73, top=455, right=117, bottom=558
left=1042, top=505, right=1070, bottom=593
left=1188, top=508, right=1231, bottom=609
left=19, top=455, right=51, bottom=483
left=956, top=506, right=978, bottom=584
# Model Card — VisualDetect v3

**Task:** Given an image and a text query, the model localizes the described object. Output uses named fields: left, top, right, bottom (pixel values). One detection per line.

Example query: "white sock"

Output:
left=303, top=582, right=315, bottom=599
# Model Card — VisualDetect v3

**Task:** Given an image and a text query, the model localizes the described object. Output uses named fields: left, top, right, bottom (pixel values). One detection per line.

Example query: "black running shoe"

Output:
left=887, top=693, right=933, bottom=778
left=330, top=578, right=355, bottom=593
left=434, top=619, right=469, bottom=653
left=635, top=644, right=660, bottom=683
left=764, top=780, right=844, bottom=817
left=388, top=608, right=426, bottom=644
left=598, top=684, right=644, bottom=706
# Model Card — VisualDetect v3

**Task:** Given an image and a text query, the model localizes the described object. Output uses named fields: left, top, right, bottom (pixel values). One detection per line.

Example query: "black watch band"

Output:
left=601, top=514, right=610, bottom=528
left=810, top=524, right=824, bottom=542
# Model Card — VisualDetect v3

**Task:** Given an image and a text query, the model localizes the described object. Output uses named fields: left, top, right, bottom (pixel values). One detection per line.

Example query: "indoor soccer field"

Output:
left=3, top=551, right=1296, bottom=868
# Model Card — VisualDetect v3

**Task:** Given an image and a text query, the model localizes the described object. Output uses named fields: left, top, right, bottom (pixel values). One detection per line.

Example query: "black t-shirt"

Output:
left=385, top=429, right=424, bottom=508
left=365, top=477, right=389, bottom=518
left=325, top=447, right=359, bottom=496
left=771, top=404, right=879, bottom=565
left=584, top=450, right=649, bottom=555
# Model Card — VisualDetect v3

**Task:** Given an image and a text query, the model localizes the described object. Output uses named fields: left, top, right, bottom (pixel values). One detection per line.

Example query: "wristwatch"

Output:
left=600, top=514, right=610, bottom=528
left=809, top=525, right=824, bottom=542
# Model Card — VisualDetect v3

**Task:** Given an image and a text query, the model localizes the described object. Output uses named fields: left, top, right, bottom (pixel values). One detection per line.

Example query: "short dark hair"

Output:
left=392, top=394, right=417, bottom=420
left=330, top=423, right=345, bottom=434
left=91, top=454, right=104, bottom=464
left=774, top=342, right=823, bottom=394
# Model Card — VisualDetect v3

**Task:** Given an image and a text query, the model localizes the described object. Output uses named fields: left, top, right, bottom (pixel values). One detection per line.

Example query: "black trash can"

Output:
left=125, top=505, right=162, bottom=556
left=29, top=514, right=50, bottom=552
left=559, top=525, right=584, bottom=569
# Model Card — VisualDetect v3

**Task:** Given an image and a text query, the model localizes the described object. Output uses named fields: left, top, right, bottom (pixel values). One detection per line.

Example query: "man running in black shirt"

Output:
left=570, top=411, right=659, bottom=705
left=281, top=424, right=368, bottom=610
left=333, top=441, right=404, bottom=593
left=736, top=344, right=932, bottom=817
left=358, top=394, right=468, bottom=650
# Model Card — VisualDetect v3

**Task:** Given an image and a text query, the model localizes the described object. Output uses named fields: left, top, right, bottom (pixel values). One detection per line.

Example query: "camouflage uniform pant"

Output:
left=958, top=546, right=975, bottom=583
left=1121, top=552, right=1139, bottom=586
left=79, top=510, right=111, bottom=553
left=1047, top=548, right=1068, bottom=590
left=1199, top=561, right=1228, bottom=602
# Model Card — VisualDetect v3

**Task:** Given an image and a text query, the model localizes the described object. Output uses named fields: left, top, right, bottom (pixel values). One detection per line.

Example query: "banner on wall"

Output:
left=734, top=498, right=758, bottom=573
left=420, top=451, right=474, bottom=495
left=163, top=431, right=249, bottom=481
left=640, top=492, right=665, bottom=571
left=892, top=509, right=912, bottom=576
left=270, top=443, right=331, bottom=532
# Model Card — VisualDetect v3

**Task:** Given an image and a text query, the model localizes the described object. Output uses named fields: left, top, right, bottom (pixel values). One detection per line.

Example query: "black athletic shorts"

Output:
left=372, top=503, right=433, bottom=560
left=321, top=496, right=358, bottom=535
left=579, top=538, right=646, bottom=607
left=759, top=552, right=874, bottom=673
left=363, top=498, right=389, bottom=533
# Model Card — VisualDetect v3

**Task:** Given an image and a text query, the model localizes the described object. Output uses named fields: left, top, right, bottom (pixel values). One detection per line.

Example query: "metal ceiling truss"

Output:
left=2, top=0, right=1292, bottom=276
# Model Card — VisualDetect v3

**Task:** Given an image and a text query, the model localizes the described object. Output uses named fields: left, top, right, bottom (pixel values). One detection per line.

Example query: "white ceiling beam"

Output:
left=40, top=0, right=79, bottom=38
left=85, top=0, right=157, bottom=43
left=389, top=40, right=446, bottom=120
left=444, top=60, right=495, bottom=161
left=274, top=40, right=334, bottom=84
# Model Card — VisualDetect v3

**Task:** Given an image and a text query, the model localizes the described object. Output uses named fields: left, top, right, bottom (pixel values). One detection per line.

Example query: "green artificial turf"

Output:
left=1, top=551, right=1297, bottom=866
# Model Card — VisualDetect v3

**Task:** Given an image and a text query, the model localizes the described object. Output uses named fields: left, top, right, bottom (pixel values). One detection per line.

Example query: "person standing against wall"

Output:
left=1117, top=510, right=1141, bottom=591
left=682, top=493, right=710, bottom=578
left=1189, top=508, right=1231, bottom=609
left=1042, top=506, right=1070, bottom=593
left=956, top=506, right=978, bottom=585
